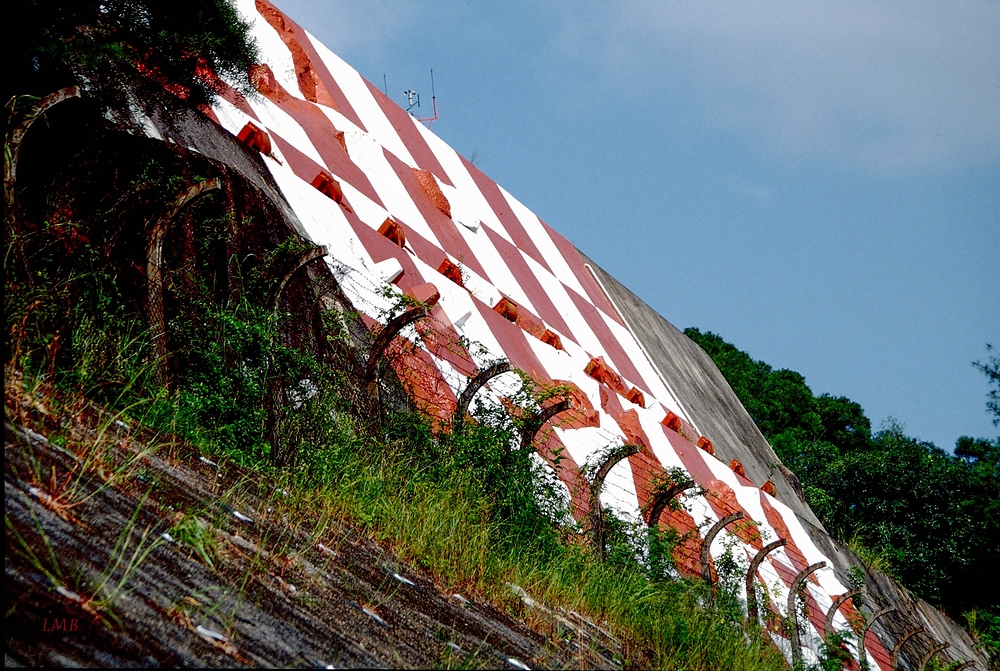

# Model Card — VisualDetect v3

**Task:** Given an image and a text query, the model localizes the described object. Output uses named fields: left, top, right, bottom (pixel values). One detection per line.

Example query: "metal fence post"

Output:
left=788, top=561, right=827, bottom=668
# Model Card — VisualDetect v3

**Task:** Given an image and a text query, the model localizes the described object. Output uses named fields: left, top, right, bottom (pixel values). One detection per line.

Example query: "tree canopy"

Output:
left=12, top=0, right=258, bottom=108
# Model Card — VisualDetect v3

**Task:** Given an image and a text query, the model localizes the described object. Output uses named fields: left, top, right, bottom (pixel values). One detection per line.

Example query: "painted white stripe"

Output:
left=416, top=124, right=512, bottom=243
left=211, top=96, right=254, bottom=138
left=238, top=0, right=303, bottom=97
left=516, top=251, right=584, bottom=344
left=244, top=96, right=327, bottom=169
left=498, top=185, right=588, bottom=297
left=212, top=4, right=859, bottom=641
left=305, top=32, right=417, bottom=166
left=586, top=263, right=696, bottom=427
left=461, top=225, right=537, bottom=315
left=341, top=130, right=443, bottom=250
left=266, top=166, right=374, bottom=273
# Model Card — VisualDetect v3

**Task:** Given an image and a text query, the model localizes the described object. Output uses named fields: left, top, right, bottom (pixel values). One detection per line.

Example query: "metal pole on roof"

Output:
left=419, top=69, right=439, bottom=128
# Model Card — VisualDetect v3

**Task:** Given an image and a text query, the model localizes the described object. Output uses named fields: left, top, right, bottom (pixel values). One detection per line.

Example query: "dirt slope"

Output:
left=4, top=373, right=621, bottom=668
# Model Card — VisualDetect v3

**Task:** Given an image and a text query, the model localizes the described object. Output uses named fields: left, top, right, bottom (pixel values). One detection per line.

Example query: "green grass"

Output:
left=5, top=209, right=788, bottom=671
left=221, top=407, right=785, bottom=671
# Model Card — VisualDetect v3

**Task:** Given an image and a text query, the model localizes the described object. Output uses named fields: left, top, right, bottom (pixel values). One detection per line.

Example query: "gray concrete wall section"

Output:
left=580, top=252, right=988, bottom=665
left=136, top=97, right=308, bottom=239
left=578, top=252, right=821, bottom=528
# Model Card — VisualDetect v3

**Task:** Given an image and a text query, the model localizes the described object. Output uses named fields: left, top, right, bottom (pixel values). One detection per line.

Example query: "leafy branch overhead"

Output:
left=16, top=0, right=258, bottom=108
left=974, top=343, right=1000, bottom=426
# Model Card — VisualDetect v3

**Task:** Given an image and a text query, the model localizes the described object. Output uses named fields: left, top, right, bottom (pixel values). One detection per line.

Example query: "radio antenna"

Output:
left=418, top=68, right=439, bottom=128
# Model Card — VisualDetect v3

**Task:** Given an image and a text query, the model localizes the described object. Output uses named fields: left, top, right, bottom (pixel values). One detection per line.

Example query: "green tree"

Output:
left=14, top=0, right=258, bottom=107
left=975, top=344, right=1000, bottom=426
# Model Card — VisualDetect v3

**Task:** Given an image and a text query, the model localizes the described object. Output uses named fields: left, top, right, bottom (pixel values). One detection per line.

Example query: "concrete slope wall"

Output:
left=580, top=253, right=821, bottom=529
left=122, top=1, right=988, bottom=667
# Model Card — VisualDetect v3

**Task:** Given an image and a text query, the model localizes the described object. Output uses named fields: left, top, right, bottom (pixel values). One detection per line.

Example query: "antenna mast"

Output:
left=418, top=69, right=438, bottom=128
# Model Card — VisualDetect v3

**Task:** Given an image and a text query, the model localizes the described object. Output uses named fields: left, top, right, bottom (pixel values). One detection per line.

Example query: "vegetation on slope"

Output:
left=685, top=327, right=1000, bottom=661
left=16, top=0, right=258, bottom=108
left=4, top=100, right=788, bottom=669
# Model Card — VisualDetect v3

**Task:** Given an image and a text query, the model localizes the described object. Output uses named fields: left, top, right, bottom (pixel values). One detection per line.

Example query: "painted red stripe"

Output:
left=196, top=60, right=259, bottom=121
left=481, top=223, right=576, bottom=345
left=471, top=299, right=553, bottom=386
left=565, top=286, right=653, bottom=396
left=702, top=478, right=764, bottom=551
left=864, top=632, right=893, bottom=671
left=268, top=131, right=361, bottom=212
left=251, top=66, right=384, bottom=208
left=660, top=425, right=770, bottom=552
left=661, top=427, right=759, bottom=532
left=385, top=336, right=458, bottom=429
left=803, top=591, right=828, bottom=641
left=339, top=206, right=429, bottom=293
left=540, top=219, right=625, bottom=326
left=460, top=156, right=552, bottom=273
left=534, top=431, right=589, bottom=522
left=661, top=504, right=703, bottom=578
left=217, top=85, right=259, bottom=120
left=255, top=0, right=367, bottom=131
left=199, top=104, right=223, bottom=126
left=381, top=150, right=491, bottom=283
left=592, top=391, right=665, bottom=516
left=758, top=491, right=811, bottom=575
left=364, top=80, right=452, bottom=187
left=599, top=385, right=651, bottom=450
left=345, top=218, right=486, bottom=384
left=268, top=130, right=324, bottom=186
left=348, top=220, right=476, bottom=415
left=770, top=557, right=798, bottom=588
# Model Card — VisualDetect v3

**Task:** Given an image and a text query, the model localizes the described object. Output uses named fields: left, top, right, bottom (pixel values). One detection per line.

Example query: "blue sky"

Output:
left=273, top=0, right=999, bottom=450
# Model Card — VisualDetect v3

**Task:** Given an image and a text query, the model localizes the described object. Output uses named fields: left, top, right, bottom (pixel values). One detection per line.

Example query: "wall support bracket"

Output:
left=890, top=627, right=925, bottom=671
left=917, top=642, right=949, bottom=671
left=147, top=178, right=221, bottom=388
left=858, top=607, right=896, bottom=671
left=268, top=245, right=327, bottom=312
left=588, top=443, right=641, bottom=561
left=645, top=480, right=698, bottom=528
left=5, top=86, right=81, bottom=218
left=824, top=588, right=861, bottom=636
left=519, top=398, right=572, bottom=451
left=363, top=305, right=429, bottom=384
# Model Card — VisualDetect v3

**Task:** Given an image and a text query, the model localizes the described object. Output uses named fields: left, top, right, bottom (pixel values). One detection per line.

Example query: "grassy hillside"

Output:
left=5, top=94, right=788, bottom=669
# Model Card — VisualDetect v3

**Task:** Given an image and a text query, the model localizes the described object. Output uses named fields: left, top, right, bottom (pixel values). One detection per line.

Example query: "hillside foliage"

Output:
left=14, top=0, right=258, bottom=107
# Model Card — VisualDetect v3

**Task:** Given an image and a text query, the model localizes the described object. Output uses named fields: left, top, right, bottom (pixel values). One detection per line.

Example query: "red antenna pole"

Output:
left=419, top=68, right=438, bottom=128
